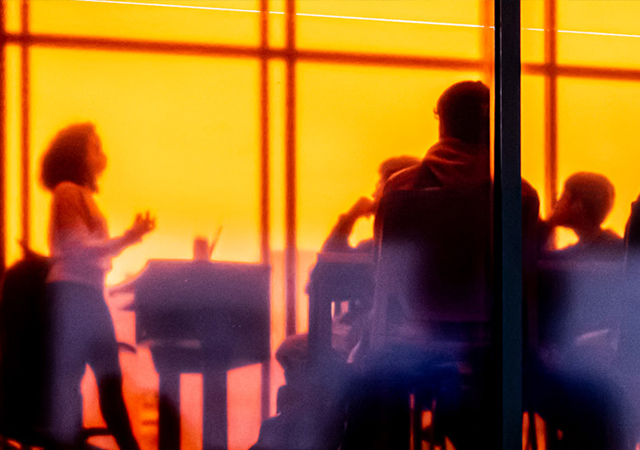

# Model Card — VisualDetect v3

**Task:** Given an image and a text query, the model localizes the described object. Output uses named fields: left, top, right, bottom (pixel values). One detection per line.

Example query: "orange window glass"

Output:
left=296, top=0, right=485, bottom=59
left=557, top=77, right=640, bottom=245
left=267, top=60, right=287, bottom=350
left=4, top=45, right=22, bottom=266
left=268, top=0, right=285, bottom=49
left=4, top=0, right=21, bottom=33
left=296, top=63, right=484, bottom=331
left=30, top=0, right=260, bottom=47
left=521, top=75, right=546, bottom=216
left=557, top=0, right=640, bottom=70
left=27, top=47, right=265, bottom=450
left=521, top=0, right=544, bottom=64
left=28, top=48, right=261, bottom=284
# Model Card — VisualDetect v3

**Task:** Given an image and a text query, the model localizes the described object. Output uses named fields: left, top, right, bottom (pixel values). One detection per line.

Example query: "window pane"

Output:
left=298, top=64, right=485, bottom=252
left=522, top=0, right=544, bottom=64
left=522, top=75, right=546, bottom=215
left=30, top=0, right=260, bottom=47
left=4, top=45, right=22, bottom=266
left=268, top=59, right=287, bottom=351
left=297, top=0, right=485, bottom=59
left=297, top=64, right=486, bottom=332
left=557, top=0, right=640, bottom=70
left=29, top=49, right=261, bottom=280
left=5, top=0, right=21, bottom=34
left=557, top=78, right=640, bottom=242
left=527, top=77, right=640, bottom=450
left=268, top=0, right=285, bottom=49
left=28, top=47, right=263, bottom=450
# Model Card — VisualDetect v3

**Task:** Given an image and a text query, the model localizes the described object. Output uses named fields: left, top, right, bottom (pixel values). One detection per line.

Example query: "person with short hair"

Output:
left=543, top=172, right=622, bottom=260
left=383, top=80, right=491, bottom=193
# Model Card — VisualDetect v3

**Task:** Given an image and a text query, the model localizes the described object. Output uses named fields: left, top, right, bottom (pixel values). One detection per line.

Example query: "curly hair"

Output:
left=40, top=122, right=98, bottom=192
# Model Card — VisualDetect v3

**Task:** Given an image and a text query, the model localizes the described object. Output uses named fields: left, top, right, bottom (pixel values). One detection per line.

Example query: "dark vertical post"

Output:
left=494, top=1, right=522, bottom=449
left=284, top=0, right=297, bottom=337
left=0, top=0, right=6, bottom=276
left=259, top=0, right=271, bottom=421
left=544, top=0, right=558, bottom=217
left=203, top=370, right=228, bottom=450
left=20, top=0, right=28, bottom=248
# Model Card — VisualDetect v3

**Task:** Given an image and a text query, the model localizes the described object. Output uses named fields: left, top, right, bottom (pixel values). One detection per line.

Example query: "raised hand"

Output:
left=346, top=197, right=375, bottom=220
left=125, top=211, right=156, bottom=243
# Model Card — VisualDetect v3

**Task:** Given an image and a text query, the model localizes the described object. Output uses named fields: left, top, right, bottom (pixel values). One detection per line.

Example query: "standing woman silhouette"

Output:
left=41, top=123, right=155, bottom=450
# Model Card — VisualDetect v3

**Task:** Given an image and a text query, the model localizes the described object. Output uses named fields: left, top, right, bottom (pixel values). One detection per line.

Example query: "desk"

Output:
left=307, top=252, right=375, bottom=361
left=134, top=260, right=270, bottom=450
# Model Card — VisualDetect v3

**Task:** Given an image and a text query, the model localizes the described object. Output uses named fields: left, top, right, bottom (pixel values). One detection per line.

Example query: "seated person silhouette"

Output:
left=320, top=156, right=421, bottom=255
left=276, top=156, right=420, bottom=374
left=340, top=81, right=495, bottom=450
left=540, top=172, right=623, bottom=261
left=250, top=157, right=419, bottom=450
left=384, top=80, right=490, bottom=193
left=380, top=80, right=539, bottom=236
left=352, top=80, right=492, bottom=357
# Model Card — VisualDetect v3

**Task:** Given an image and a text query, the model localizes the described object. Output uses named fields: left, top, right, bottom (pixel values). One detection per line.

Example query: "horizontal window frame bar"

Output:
left=6, top=34, right=640, bottom=80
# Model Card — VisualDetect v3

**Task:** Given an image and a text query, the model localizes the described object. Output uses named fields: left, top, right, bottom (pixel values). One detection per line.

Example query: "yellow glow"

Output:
left=28, top=49, right=261, bottom=284
left=297, top=64, right=482, bottom=251
left=30, top=0, right=260, bottom=46
left=268, top=0, right=286, bottom=48
left=521, top=75, right=546, bottom=217
left=557, top=78, right=640, bottom=246
left=557, top=0, right=640, bottom=69
left=74, top=0, right=260, bottom=13
left=4, top=0, right=21, bottom=33
left=13, top=1, right=640, bottom=448
left=296, top=0, right=482, bottom=58
left=268, top=60, right=287, bottom=349
left=295, top=65, right=483, bottom=332
left=521, top=0, right=544, bottom=63
left=5, top=46, right=22, bottom=266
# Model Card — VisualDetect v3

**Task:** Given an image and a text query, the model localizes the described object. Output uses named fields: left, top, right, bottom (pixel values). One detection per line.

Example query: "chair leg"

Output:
left=414, top=388, right=442, bottom=450
left=523, top=411, right=538, bottom=450
left=411, top=391, right=425, bottom=450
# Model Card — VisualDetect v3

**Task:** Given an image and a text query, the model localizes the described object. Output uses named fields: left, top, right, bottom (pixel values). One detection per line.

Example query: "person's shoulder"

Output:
left=383, top=165, right=421, bottom=194
left=52, top=182, right=89, bottom=206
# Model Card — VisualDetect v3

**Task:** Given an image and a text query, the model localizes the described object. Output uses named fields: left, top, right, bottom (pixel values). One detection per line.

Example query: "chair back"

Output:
left=0, top=254, right=51, bottom=441
left=370, top=186, right=492, bottom=349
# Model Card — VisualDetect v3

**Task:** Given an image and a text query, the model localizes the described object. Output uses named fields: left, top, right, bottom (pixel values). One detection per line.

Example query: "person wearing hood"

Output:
left=383, top=80, right=490, bottom=193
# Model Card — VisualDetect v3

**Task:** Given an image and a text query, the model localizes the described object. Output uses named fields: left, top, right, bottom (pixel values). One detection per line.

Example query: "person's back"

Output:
left=383, top=81, right=490, bottom=195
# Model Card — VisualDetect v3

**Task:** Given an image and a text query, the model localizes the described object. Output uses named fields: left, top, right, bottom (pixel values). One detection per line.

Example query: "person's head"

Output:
left=373, top=155, right=421, bottom=199
left=435, top=80, right=490, bottom=145
left=554, top=172, right=615, bottom=229
left=41, top=122, right=106, bottom=192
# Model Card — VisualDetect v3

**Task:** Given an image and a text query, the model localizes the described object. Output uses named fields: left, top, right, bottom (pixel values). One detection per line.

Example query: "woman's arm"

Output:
left=52, top=184, right=154, bottom=260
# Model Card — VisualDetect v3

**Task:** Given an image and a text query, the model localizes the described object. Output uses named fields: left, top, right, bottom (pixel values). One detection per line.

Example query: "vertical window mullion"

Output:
left=259, top=0, right=272, bottom=421
left=544, top=0, right=558, bottom=217
left=284, top=0, right=297, bottom=337
left=494, top=0, right=523, bottom=448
